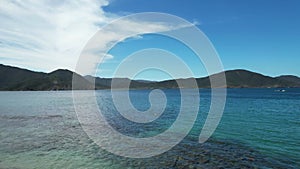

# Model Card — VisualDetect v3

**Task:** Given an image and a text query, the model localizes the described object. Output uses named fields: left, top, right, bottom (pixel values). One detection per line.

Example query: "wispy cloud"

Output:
left=0, top=0, right=191, bottom=75
left=0, top=0, right=111, bottom=72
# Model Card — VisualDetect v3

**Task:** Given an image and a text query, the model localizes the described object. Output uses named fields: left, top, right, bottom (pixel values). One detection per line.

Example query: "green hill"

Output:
left=276, top=75, right=300, bottom=85
left=0, top=64, right=299, bottom=91
left=0, top=64, right=94, bottom=90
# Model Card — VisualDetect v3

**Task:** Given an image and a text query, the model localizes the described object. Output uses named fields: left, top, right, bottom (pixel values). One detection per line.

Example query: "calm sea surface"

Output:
left=0, top=88, right=299, bottom=168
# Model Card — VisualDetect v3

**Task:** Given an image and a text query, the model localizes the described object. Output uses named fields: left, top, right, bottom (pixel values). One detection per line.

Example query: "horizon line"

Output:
left=1, top=63, right=299, bottom=81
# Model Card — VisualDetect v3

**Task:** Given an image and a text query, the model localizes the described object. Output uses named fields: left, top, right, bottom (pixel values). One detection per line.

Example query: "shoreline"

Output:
left=1, top=86, right=299, bottom=92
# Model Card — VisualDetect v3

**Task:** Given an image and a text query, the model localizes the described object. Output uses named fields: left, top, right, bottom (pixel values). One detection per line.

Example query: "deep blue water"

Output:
left=0, top=88, right=299, bottom=168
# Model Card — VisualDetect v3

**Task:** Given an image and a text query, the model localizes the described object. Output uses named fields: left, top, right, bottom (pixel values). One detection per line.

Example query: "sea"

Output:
left=0, top=88, right=299, bottom=168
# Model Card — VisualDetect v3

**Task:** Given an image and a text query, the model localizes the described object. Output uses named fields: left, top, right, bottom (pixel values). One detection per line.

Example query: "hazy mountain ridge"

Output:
left=0, top=64, right=299, bottom=91
left=276, top=75, right=300, bottom=85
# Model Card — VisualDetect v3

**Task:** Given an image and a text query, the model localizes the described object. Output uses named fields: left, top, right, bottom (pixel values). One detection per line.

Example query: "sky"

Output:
left=0, top=0, right=300, bottom=80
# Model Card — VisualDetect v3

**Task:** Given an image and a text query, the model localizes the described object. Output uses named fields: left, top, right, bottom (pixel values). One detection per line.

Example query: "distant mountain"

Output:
left=148, top=69, right=300, bottom=88
left=0, top=64, right=45, bottom=90
left=276, top=75, right=300, bottom=85
left=84, top=76, right=149, bottom=89
left=0, top=64, right=299, bottom=91
left=222, top=69, right=299, bottom=88
left=0, top=64, right=93, bottom=90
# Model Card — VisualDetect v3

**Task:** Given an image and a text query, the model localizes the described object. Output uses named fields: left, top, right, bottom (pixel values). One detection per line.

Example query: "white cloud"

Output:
left=0, top=0, right=111, bottom=72
left=0, top=0, right=192, bottom=75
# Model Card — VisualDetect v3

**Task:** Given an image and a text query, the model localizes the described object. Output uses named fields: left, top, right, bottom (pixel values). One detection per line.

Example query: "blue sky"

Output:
left=0, top=0, right=299, bottom=80
left=102, top=0, right=300, bottom=79
left=97, top=34, right=207, bottom=80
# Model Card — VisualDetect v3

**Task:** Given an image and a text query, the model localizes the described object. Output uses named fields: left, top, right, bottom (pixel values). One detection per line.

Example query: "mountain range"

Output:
left=0, top=64, right=299, bottom=91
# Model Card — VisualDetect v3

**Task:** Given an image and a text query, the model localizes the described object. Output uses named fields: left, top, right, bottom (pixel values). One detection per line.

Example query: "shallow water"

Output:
left=0, top=88, right=299, bottom=168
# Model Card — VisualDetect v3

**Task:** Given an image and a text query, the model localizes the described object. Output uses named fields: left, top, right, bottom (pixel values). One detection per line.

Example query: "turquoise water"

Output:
left=0, top=89, right=299, bottom=168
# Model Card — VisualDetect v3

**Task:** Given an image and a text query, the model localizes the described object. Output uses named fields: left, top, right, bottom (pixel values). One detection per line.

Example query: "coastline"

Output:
left=1, top=86, right=299, bottom=92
